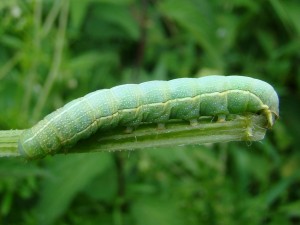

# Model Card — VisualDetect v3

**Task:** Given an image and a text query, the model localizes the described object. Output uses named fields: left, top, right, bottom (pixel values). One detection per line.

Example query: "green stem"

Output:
left=0, top=114, right=268, bottom=159
left=0, top=130, right=23, bottom=157
left=22, top=0, right=42, bottom=120
left=32, top=0, right=69, bottom=121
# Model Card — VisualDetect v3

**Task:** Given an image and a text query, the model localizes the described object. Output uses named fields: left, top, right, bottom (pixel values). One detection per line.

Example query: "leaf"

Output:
left=269, top=0, right=300, bottom=36
left=158, top=0, right=223, bottom=68
left=279, top=200, right=300, bottom=217
left=85, top=3, right=139, bottom=40
left=264, top=176, right=294, bottom=207
left=70, top=0, right=92, bottom=31
left=35, top=153, right=113, bottom=225
left=83, top=160, right=117, bottom=202
left=131, top=197, right=186, bottom=225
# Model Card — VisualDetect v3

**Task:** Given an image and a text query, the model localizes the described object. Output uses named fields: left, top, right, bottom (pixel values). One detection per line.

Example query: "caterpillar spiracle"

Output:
left=18, top=75, right=279, bottom=159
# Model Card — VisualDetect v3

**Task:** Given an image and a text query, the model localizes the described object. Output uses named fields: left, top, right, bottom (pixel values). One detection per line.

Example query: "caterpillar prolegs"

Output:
left=18, top=75, right=279, bottom=159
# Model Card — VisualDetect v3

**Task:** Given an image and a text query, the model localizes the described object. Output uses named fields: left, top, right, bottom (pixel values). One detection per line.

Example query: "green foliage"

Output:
left=0, top=0, right=299, bottom=224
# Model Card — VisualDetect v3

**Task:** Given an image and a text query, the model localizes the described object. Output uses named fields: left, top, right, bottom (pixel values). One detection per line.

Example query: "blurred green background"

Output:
left=0, top=0, right=299, bottom=224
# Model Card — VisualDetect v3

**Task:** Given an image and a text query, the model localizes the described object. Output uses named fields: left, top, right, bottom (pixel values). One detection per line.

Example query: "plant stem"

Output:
left=32, top=0, right=69, bottom=121
left=22, top=0, right=42, bottom=121
left=0, top=130, right=23, bottom=157
left=70, top=114, right=267, bottom=154
left=0, top=114, right=268, bottom=159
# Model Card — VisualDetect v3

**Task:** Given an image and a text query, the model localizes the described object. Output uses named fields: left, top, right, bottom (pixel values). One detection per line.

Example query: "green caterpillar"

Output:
left=18, top=75, right=279, bottom=159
